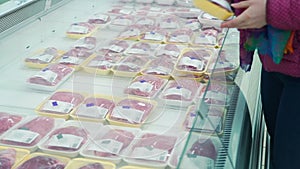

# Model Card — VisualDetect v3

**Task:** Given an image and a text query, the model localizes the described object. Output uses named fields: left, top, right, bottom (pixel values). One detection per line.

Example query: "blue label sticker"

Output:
left=122, top=106, right=130, bottom=109
left=52, top=101, right=58, bottom=106
left=86, top=103, right=95, bottom=107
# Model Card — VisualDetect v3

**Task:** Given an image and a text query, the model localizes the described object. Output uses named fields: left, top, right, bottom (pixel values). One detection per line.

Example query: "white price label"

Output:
left=169, top=35, right=190, bottom=43
left=120, top=29, right=140, bottom=37
left=144, top=32, right=164, bottom=41
left=120, top=9, right=132, bottom=15
left=69, top=25, right=89, bottom=34
left=127, top=48, right=148, bottom=55
left=3, top=129, right=39, bottom=144
left=111, top=106, right=144, bottom=123
left=88, top=60, right=113, bottom=68
left=109, top=45, right=124, bottom=53
left=76, top=104, right=109, bottom=119
left=34, top=69, right=58, bottom=83
left=92, top=13, right=109, bottom=22
left=29, top=54, right=54, bottom=63
left=185, top=22, right=201, bottom=31
left=59, top=56, right=82, bottom=64
left=48, top=134, right=84, bottom=149
left=137, top=19, right=154, bottom=26
left=164, top=87, right=192, bottom=100
left=42, top=100, right=74, bottom=114
left=129, top=81, right=154, bottom=93
left=195, top=34, right=216, bottom=45
left=146, top=66, right=172, bottom=75
left=179, top=57, right=204, bottom=70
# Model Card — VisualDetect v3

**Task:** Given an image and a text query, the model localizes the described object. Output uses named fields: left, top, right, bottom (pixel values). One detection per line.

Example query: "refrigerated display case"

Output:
left=0, top=0, right=264, bottom=168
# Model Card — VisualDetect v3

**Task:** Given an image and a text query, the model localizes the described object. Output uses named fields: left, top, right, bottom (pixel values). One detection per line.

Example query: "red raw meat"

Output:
left=162, top=79, right=200, bottom=101
left=109, top=99, right=154, bottom=124
left=0, top=148, right=16, bottom=169
left=59, top=48, right=93, bottom=66
left=43, top=126, right=89, bottom=151
left=187, top=138, right=218, bottom=160
left=113, top=55, right=149, bottom=73
left=27, top=64, right=73, bottom=86
left=16, top=155, right=65, bottom=169
left=74, top=97, right=115, bottom=118
left=176, top=49, right=211, bottom=72
left=86, top=129, right=135, bottom=158
left=79, top=163, right=104, bottom=169
left=25, top=47, right=59, bottom=64
left=41, top=91, right=84, bottom=114
left=124, top=75, right=166, bottom=97
left=0, top=116, right=55, bottom=147
left=0, top=112, right=22, bottom=135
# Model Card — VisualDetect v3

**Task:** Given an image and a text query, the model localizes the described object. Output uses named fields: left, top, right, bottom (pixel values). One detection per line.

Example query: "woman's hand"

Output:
left=221, top=0, right=267, bottom=29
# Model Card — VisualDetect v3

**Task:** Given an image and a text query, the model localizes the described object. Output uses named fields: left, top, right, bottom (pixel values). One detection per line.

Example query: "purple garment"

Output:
left=234, top=0, right=300, bottom=77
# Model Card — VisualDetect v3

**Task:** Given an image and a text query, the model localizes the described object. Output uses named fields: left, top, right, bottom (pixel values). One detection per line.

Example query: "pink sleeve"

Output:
left=267, top=0, right=300, bottom=30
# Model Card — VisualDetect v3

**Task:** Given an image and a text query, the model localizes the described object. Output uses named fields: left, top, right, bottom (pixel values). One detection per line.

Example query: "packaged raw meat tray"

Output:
left=58, top=48, right=94, bottom=71
left=117, top=25, right=145, bottom=41
left=124, top=75, right=168, bottom=98
left=82, top=52, right=122, bottom=75
left=159, top=78, right=201, bottom=107
left=191, top=28, right=221, bottom=47
left=39, top=120, right=103, bottom=157
left=125, top=41, right=159, bottom=56
left=65, top=158, right=116, bottom=169
left=169, top=134, right=221, bottom=169
left=0, top=146, right=30, bottom=169
left=71, top=94, right=116, bottom=122
left=0, top=112, right=23, bottom=135
left=80, top=125, right=141, bottom=163
left=0, top=116, right=64, bottom=152
left=182, top=105, right=226, bottom=135
left=166, top=27, right=194, bottom=45
left=72, top=37, right=97, bottom=51
left=26, top=63, right=74, bottom=91
left=106, top=97, right=157, bottom=128
left=36, top=90, right=85, bottom=119
left=112, top=54, right=150, bottom=77
left=175, top=48, right=214, bottom=76
left=88, top=13, right=111, bottom=25
left=14, top=152, right=70, bottom=169
left=66, top=22, right=98, bottom=39
left=97, top=40, right=130, bottom=56
left=141, top=56, right=176, bottom=79
left=139, top=27, right=168, bottom=44
left=123, top=131, right=179, bottom=168
left=109, top=15, right=135, bottom=31
left=154, top=44, right=184, bottom=59
left=24, top=47, right=64, bottom=69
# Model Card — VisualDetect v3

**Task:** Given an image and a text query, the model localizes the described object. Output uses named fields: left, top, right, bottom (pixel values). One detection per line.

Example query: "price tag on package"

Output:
left=48, top=134, right=84, bottom=149
left=112, top=106, right=144, bottom=123
left=42, top=100, right=74, bottom=114
left=88, top=139, right=124, bottom=154
left=3, top=129, right=39, bottom=144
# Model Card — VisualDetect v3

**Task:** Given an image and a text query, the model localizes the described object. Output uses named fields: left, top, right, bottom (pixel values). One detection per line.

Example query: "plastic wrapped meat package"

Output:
left=109, top=15, right=135, bottom=31
left=191, top=28, right=221, bottom=47
left=182, top=105, right=226, bottom=135
left=141, top=56, right=176, bottom=79
left=0, top=116, right=64, bottom=152
left=80, top=125, right=140, bottom=163
left=157, top=15, right=181, bottom=30
left=166, top=27, right=194, bottom=44
left=175, top=48, right=214, bottom=76
left=26, top=63, right=74, bottom=91
left=117, top=25, right=145, bottom=41
left=58, top=48, right=94, bottom=71
left=88, top=13, right=111, bottom=26
left=112, top=55, right=150, bottom=77
left=124, top=75, right=168, bottom=98
left=97, top=40, right=130, bottom=56
left=197, top=12, right=225, bottom=31
left=134, top=17, right=156, bottom=28
left=159, top=78, right=201, bottom=107
left=135, top=0, right=154, bottom=3
left=14, top=152, right=70, bottom=169
left=0, top=112, right=23, bottom=135
left=125, top=41, right=159, bottom=56
left=36, top=91, right=85, bottom=119
left=123, top=131, right=179, bottom=168
left=154, top=44, right=183, bottom=59
left=71, top=95, right=116, bottom=122
left=165, top=7, right=202, bottom=19
left=39, top=120, right=103, bottom=157
left=72, top=37, right=97, bottom=51
left=65, top=158, right=116, bottom=169
left=198, top=82, right=233, bottom=107
left=182, top=19, right=201, bottom=31
left=139, top=27, right=168, bottom=44
left=169, top=134, right=221, bottom=169
left=82, top=53, right=122, bottom=75
left=24, top=47, right=63, bottom=69
left=66, top=22, right=98, bottom=39
left=106, top=97, right=157, bottom=128
left=175, top=0, right=194, bottom=7
left=107, top=8, right=134, bottom=16
left=0, top=146, right=30, bottom=169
